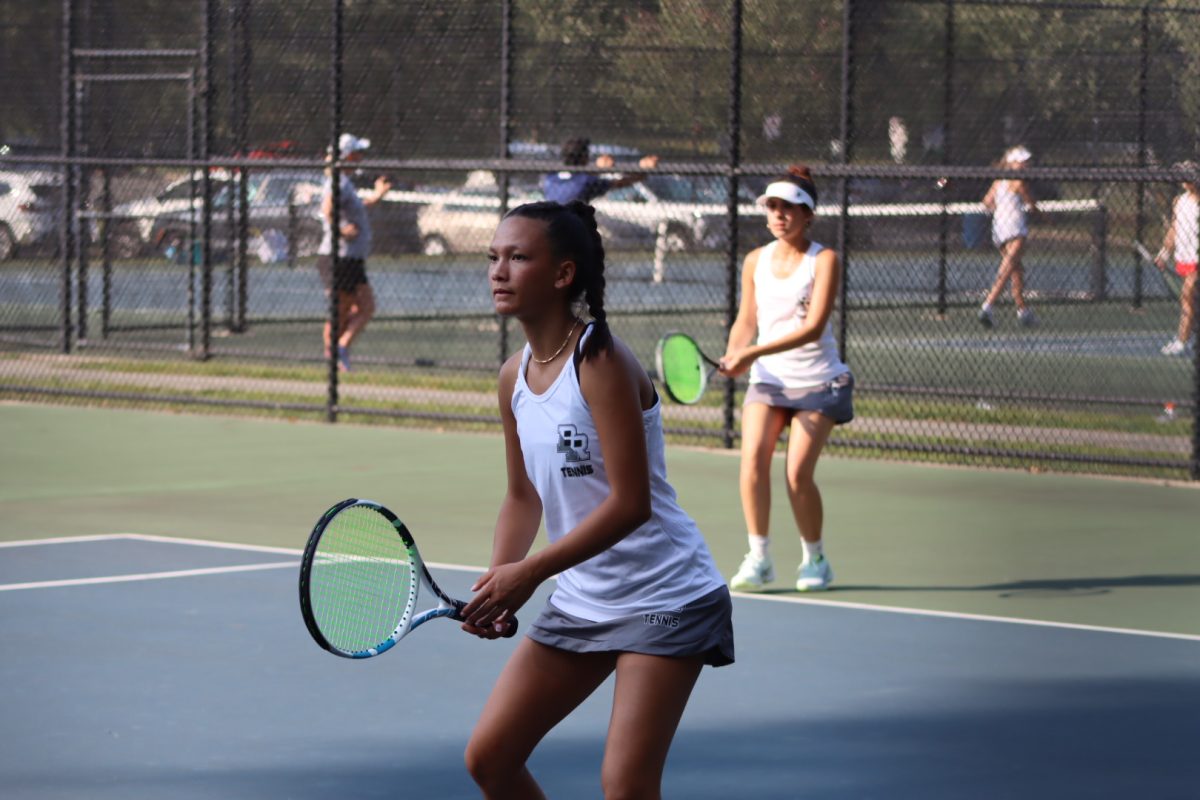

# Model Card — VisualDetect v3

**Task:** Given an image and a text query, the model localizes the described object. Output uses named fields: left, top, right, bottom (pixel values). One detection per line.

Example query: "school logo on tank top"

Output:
left=556, top=424, right=594, bottom=477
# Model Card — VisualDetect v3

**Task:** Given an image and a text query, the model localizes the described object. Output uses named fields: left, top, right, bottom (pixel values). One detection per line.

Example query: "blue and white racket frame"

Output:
left=299, top=497, right=468, bottom=659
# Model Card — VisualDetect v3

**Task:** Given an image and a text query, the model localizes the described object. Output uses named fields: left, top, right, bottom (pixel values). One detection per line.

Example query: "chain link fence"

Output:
left=1, top=0, right=1197, bottom=479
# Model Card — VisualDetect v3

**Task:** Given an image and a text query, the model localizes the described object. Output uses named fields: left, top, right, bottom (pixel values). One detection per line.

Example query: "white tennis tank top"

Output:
left=750, top=240, right=849, bottom=389
left=1173, top=192, right=1199, bottom=263
left=511, top=327, right=725, bottom=622
left=991, top=180, right=1028, bottom=246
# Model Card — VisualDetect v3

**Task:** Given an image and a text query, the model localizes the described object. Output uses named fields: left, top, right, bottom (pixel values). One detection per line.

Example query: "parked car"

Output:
left=0, top=170, right=62, bottom=260
left=413, top=171, right=762, bottom=256
left=142, top=170, right=324, bottom=262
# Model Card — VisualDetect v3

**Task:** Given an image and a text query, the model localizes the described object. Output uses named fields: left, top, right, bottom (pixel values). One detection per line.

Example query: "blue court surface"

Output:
left=1, top=534, right=1196, bottom=800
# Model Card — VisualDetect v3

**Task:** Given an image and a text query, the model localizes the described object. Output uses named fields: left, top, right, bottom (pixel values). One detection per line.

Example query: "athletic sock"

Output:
left=801, top=539, right=824, bottom=564
left=748, top=534, right=770, bottom=561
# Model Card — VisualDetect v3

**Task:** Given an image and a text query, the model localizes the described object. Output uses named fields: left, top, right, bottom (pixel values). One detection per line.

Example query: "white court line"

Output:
left=732, top=591, right=1200, bottom=643
left=0, top=534, right=139, bottom=548
left=6, top=535, right=1198, bottom=642
left=0, top=561, right=300, bottom=592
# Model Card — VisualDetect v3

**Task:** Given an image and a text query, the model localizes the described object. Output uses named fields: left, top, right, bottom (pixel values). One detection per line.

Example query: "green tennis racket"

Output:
left=1134, top=241, right=1183, bottom=300
left=299, top=498, right=516, bottom=659
left=655, top=332, right=720, bottom=405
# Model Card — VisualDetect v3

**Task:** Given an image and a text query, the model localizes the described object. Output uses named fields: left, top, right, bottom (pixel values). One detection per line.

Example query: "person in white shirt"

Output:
left=720, top=165, right=853, bottom=594
left=1154, top=161, right=1199, bottom=356
left=979, top=145, right=1039, bottom=328
left=461, top=199, right=732, bottom=800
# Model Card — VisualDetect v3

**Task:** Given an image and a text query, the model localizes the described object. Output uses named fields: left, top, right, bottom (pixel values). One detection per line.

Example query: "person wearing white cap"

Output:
left=979, top=145, right=1038, bottom=328
left=317, top=133, right=393, bottom=371
left=719, top=165, right=853, bottom=593
left=1153, top=161, right=1199, bottom=356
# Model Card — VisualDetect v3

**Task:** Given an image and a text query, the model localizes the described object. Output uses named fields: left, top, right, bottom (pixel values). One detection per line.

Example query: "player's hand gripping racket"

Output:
left=655, top=332, right=720, bottom=405
left=299, top=498, right=517, bottom=659
left=1134, top=241, right=1183, bottom=300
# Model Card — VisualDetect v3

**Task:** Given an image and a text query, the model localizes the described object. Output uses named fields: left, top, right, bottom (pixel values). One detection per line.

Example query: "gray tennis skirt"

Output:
left=526, top=586, right=735, bottom=667
left=744, top=371, right=854, bottom=425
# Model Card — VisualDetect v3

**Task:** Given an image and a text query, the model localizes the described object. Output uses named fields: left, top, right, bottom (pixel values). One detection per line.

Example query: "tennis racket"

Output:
left=299, top=498, right=516, bottom=659
left=655, top=331, right=720, bottom=405
left=1133, top=241, right=1183, bottom=300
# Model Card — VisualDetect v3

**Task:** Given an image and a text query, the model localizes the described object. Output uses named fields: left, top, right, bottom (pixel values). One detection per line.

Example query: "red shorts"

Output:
left=1176, top=262, right=1197, bottom=277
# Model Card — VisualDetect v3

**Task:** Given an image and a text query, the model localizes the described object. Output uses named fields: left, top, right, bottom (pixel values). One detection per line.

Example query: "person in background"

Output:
left=720, top=165, right=853, bottom=594
left=541, top=137, right=658, bottom=205
left=979, top=145, right=1038, bottom=329
left=1154, top=161, right=1199, bottom=357
left=318, top=133, right=391, bottom=371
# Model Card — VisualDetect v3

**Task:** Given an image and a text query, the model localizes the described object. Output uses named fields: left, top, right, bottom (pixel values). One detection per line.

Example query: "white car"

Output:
left=592, top=175, right=760, bottom=252
left=0, top=170, right=62, bottom=260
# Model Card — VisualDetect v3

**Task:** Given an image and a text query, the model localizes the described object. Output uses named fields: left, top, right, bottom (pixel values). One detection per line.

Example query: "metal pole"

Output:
left=199, top=0, right=216, bottom=360
left=497, top=0, right=513, bottom=367
left=225, top=0, right=238, bottom=333
left=100, top=167, right=112, bottom=338
left=722, top=0, right=743, bottom=450
left=186, top=70, right=197, bottom=353
left=1133, top=3, right=1149, bottom=309
left=936, top=0, right=953, bottom=316
left=60, top=0, right=77, bottom=354
left=327, top=0, right=344, bottom=423
left=74, top=76, right=91, bottom=342
left=836, top=0, right=855, bottom=362
left=233, top=0, right=251, bottom=333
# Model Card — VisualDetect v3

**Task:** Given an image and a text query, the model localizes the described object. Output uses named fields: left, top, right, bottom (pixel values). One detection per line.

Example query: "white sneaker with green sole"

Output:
left=729, top=553, right=774, bottom=592
left=796, top=556, right=834, bottom=592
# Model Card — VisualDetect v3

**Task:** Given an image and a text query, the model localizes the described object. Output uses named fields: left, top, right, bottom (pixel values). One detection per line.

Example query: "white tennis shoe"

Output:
left=730, top=553, right=774, bottom=592
left=1161, top=338, right=1186, bottom=356
left=796, top=556, right=834, bottom=592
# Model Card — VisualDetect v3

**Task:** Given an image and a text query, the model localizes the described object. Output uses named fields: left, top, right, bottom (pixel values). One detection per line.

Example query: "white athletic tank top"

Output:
left=750, top=240, right=849, bottom=389
left=511, top=326, right=725, bottom=622
left=991, top=180, right=1028, bottom=246
left=1173, top=192, right=1199, bottom=263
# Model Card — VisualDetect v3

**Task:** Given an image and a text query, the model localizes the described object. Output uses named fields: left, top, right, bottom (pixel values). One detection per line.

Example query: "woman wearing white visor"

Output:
left=719, top=165, right=853, bottom=593
left=979, top=145, right=1038, bottom=328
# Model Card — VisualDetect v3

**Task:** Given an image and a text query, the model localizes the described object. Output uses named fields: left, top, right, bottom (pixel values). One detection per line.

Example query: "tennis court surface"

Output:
left=2, top=403, right=1197, bottom=799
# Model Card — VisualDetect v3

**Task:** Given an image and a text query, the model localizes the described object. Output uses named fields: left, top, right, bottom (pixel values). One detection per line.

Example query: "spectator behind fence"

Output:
left=1154, top=161, right=1199, bottom=357
left=318, top=133, right=391, bottom=372
left=979, top=145, right=1039, bottom=329
left=541, top=137, right=658, bottom=205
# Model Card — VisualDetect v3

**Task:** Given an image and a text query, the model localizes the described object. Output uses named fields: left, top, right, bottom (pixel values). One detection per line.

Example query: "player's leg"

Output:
left=785, top=410, right=837, bottom=591
left=340, top=280, right=376, bottom=349
left=731, top=402, right=790, bottom=590
left=465, top=638, right=616, bottom=799
left=601, top=652, right=705, bottom=800
left=1178, top=271, right=1196, bottom=345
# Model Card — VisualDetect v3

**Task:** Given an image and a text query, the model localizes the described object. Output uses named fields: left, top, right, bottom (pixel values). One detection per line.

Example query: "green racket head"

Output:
left=301, top=500, right=418, bottom=658
left=656, top=332, right=707, bottom=405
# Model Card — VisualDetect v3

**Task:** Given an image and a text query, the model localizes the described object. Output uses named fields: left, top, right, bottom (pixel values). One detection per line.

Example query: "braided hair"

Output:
left=503, top=200, right=613, bottom=361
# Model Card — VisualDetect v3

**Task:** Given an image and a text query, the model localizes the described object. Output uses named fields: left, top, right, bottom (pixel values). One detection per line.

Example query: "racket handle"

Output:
left=501, top=617, right=519, bottom=638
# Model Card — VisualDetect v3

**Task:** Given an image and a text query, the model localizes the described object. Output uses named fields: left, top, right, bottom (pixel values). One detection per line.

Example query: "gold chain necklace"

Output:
left=531, top=318, right=582, bottom=364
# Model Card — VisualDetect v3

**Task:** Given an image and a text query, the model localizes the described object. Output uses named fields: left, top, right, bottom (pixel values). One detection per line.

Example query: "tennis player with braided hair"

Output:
left=721, top=165, right=853, bottom=593
left=461, top=200, right=733, bottom=799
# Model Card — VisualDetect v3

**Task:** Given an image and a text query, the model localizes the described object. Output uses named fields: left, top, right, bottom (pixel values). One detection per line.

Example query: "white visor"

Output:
left=756, top=181, right=816, bottom=210
left=1005, top=146, right=1031, bottom=163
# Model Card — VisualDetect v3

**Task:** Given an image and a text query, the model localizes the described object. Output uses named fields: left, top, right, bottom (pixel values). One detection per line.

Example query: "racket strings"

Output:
left=308, top=507, right=416, bottom=653
left=660, top=334, right=707, bottom=404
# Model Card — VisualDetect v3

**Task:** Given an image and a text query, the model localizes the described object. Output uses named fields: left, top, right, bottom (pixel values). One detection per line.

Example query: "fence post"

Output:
left=1133, top=3, right=1150, bottom=309
left=722, top=0, right=743, bottom=451
left=60, top=0, right=77, bottom=355
left=936, top=0, right=954, bottom=316
left=497, top=0, right=513, bottom=368
left=199, top=0, right=216, bottom=361
left=836, top=0, right=856, bottom=363
left=326, top=0, right=344, bottom=423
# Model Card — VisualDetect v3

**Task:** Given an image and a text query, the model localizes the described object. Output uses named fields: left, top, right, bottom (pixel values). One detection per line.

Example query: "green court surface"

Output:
left=2, top=402, right=1197, bottom=636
